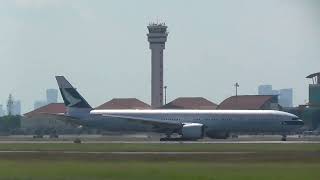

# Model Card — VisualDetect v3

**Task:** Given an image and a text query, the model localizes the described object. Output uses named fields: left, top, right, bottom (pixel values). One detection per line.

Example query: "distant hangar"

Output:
left=218, top=95, right=280, bottom=110
left=95, top=98, right=151, bottom=110
left=162, top=97, right=217, bottom=110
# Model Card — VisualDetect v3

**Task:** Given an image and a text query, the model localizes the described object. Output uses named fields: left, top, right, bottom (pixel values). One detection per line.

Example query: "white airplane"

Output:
left=55, top=76, right=303, bottom=141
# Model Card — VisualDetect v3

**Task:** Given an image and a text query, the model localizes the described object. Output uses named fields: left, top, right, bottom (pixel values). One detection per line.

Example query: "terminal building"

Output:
left=217, top=95, right=280, bottom=110
left=162, top=97, right=217, bottom=109
left=95, top=98, right=150, bottom=110
left=22, top=103, right=73, bottom=134
left=21, top=98, right=151, bottom=134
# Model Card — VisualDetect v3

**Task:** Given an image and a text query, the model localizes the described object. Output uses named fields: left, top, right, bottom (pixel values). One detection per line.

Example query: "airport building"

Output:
left=217, top=95, right=280, bottom=110
left=162, top=97, right=217, bottom=109
left=95, top=98, right=151, bottom=109
left=22, top=98, right=151, bottom=134
left=21, top=103, right=76, bottom=134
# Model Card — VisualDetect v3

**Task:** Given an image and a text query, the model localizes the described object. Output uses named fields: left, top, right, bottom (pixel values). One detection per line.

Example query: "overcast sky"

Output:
left=0, top=0, right=319, bottom=113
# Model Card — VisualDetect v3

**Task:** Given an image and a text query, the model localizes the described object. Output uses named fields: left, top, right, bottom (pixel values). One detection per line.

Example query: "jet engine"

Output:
left=181, top=123, right=204, bottom=140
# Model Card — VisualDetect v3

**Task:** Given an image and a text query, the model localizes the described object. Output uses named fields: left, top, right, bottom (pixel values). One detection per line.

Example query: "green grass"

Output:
left=0, top=143, right=319, bottom=152
left=0, top=143, right=319, bottom=180
left=0, top=161, right=318, bottom=180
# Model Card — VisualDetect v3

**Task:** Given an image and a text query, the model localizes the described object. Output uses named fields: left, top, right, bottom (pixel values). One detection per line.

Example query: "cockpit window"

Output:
left=292, top=117, right=299, bottom=120
left=282, top=121, right=304, bottom=125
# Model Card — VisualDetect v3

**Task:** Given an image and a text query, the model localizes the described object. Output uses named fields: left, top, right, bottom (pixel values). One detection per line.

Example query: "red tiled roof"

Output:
left=95, top=98, right=151, bottom=109
left=24, top=103, right=66, bottom=117
left=162, top=97, right=217, bottom=109
left=217, top=95, right=275, bottom=110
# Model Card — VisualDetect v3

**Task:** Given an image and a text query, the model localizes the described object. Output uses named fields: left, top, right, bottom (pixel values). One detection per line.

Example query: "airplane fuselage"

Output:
left=55, top=76, right=304, bottom=140
left=81, top=109, right=303, bottom=137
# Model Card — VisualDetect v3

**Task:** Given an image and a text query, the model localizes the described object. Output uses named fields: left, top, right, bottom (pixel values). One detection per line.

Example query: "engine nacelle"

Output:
left=181, top=123, right=204, bottom=140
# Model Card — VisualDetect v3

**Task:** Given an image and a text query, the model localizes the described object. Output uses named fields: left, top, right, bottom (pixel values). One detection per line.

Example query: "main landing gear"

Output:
left=160, top=134, right=194, bottom=141
left=281, top=135, right=287, bottom=141
left=160, top=137, right=193, bottom=141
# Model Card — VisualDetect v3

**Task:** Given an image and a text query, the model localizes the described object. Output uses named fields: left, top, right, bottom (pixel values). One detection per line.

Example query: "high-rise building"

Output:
left=147, top=23, right=168, bottom=108
left=7, top=94, right=14, bottom=116
left=12, top=100, right=21, bottom=115
left=279, top=89, right=293, bottom=107
left=258, top=85, right=273, bottom=95
left=46, top=89, right=58, bottom=104
left=258, top=85, right=293, bottom=107
left=34, top=100, right=48, bottom=110
left=6, top=94, right=21, bottom=115
left=271, top=90, right=280, bottom=96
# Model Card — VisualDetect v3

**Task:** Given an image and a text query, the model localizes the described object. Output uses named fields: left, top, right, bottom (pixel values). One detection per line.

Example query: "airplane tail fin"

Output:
left=55, top=76, right=92, bottom=118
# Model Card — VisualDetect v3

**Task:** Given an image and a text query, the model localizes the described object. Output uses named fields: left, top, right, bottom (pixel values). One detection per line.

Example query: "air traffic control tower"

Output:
left=307, top=72, right=320, bottom=106
left=147, top=23, right=168, bottom=108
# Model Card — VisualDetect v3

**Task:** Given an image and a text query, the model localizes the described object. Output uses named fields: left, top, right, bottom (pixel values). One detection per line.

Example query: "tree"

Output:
left=0, top=115, right=21, bottom=132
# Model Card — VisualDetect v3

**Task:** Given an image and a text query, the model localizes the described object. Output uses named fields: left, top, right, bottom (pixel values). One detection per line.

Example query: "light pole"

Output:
left=234, top=83, right=239, bottom=96
left=164, top=86, right=168, bottom=105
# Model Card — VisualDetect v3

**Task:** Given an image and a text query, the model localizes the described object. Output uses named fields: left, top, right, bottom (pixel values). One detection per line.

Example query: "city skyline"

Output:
left=0, top=0, right=319, bottom=113
left=0, top=84, right=298, bottom=114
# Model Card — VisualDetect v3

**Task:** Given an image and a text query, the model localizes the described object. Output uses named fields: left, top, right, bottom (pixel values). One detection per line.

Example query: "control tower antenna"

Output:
left=147, top=22, right=168, bottom=108
left=234, top=83, right=239, bottom=96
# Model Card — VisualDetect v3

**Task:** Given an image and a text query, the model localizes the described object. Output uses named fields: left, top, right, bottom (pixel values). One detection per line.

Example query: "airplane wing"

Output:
left=27, top=113, right=183, bottom=133
left=102, top=114, right=183, bottom=132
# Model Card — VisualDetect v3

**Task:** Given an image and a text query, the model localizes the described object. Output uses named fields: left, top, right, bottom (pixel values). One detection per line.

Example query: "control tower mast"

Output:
left=147, top=23, right=168, bottom=108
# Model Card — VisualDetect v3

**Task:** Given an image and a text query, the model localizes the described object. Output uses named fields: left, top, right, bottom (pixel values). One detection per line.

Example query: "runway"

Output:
left=0, top=140, right=318, bottom=144
left=0, top=134, right=318, bottom=144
